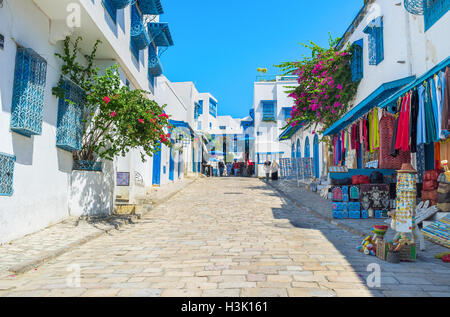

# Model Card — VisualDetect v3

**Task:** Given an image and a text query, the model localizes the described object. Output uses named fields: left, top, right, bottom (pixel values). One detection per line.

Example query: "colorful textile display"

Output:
left=421, top=215, right=450, bottom=248
left=379, top=113, right=411, bottom=169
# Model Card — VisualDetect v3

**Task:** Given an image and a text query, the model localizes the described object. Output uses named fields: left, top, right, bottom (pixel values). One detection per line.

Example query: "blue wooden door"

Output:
left=152, top=149, right=161, bottom=185
left=296, top=139, right=301, bottom=158
left=169, top=149, right=175, bottom=181
left=313, top=135, right=320, bottom=178
left=291, top=143, right=295, bottom=159
left=304, top=136, right=310, bottom=158
left=192, top=149, right=196, bottom=172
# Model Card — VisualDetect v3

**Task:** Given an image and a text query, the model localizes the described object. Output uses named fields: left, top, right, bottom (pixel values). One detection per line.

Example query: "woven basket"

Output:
left=376, top=240, right=416, bottom=262
left=376, top=239, right=388, bottom=261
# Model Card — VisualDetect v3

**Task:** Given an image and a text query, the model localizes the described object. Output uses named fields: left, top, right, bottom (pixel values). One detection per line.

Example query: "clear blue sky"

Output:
left=160, top=0, right=363, bottom=118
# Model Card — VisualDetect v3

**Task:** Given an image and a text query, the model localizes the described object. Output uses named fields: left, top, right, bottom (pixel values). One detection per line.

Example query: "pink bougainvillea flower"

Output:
left=336, top=94, right=342, bottom=99
left=110, top=111, right=116, bottom=117
left=337, top=84, right=343, bottom=90
left=138, top=119, right=144, bottom=123
left=334, top=102, right=341, bottom=108
left=103, top=96, right=111, bottom=104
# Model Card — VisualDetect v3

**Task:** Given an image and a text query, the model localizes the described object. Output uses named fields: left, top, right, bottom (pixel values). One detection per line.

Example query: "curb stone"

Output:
left=8, top=178, right=198, bottom=275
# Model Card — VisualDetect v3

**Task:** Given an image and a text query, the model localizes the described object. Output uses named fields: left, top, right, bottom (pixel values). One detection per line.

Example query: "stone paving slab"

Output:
left=268, top=179, right=450, bottom=265
left=0, top=177, right=448, bottom=297
left=0, top=178, right=197, bottom=279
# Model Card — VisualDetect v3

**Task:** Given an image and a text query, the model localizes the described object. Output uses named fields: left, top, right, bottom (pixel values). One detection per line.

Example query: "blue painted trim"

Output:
left=424, top=0, right=450, bottom=31
left=138, top=0, right=164, bottom=15
left=363, top=16, right=384, bottom=66
left=323, top=75, right=416, bottom=136
left=351, top=39, right=364, bottom=81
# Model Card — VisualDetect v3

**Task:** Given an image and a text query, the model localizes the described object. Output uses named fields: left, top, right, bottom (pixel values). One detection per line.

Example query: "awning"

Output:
left=148, top=23, right=174, bottom=47
left=108, top=0, right=133, bottom=10
left=168, top=119, right=194, bottom=137
left=323, top=75, right=416, bottom=136
left=279, top=121, right=307, bottom=140
left=138, top=0, right=164, bottom=15
left=379, top=56, right=450, bottom=109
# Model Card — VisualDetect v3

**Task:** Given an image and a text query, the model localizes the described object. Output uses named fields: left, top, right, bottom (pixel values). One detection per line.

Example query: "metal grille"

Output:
left=56, top=79, right=85, bottom=152
left=73, top=160, right=102, bottom=172
left=148, top=44, right=163, bottom=76
left=0, top=153, right=15, bottom=196
left=363, top=17, right=384, bottom=66
left=131, top=4, right=151, bottom=50
left=10, top=47, right=47, bottom=137
left=404, top=0, right=425, bottom=15
left=351, top=39, right=364, bottom=81
left=138, top=0, right=163, bottom=15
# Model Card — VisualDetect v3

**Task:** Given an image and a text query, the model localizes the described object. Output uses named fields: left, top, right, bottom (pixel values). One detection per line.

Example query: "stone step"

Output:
left=114, top=204, right=136, bottom=215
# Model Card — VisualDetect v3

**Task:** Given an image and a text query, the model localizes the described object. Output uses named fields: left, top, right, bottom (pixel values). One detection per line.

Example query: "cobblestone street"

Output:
left=0, top=178, right=449, bottom=297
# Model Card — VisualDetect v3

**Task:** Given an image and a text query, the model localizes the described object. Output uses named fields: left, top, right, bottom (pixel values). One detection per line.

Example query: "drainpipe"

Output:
left=403, top=2, right=414, bottom=76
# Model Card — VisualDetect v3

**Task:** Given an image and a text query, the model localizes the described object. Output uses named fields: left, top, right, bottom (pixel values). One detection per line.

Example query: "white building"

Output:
left=251, top=75, right=298, bottom=176
left=0, top=0, right=202, bottom=244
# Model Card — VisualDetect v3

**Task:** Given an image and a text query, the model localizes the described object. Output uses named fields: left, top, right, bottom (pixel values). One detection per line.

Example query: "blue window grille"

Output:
left=363, top=17, right=384, bottom=66
left=73, top=160, right=103, bottom=172
left=424, top=0, right=450, bottom=31
left=233, top=134, right=238, bottom=152
left=0, top=153, right=15, bottom=196
left=138, top=0, right=164, bottom=15
left=209, top=99, right=217, bottom=117
left=351, top=39, right=364, bottom=81
left=282, top=107, right=292, bottom=121
left=148, top=44, right=163, bottom=77
left=194, top=102, right=202, bottom=119
left=304, top=136, right=310, bottom=158
left=10, top=47, right=47, bottom=137
left=262, top=101, right=276, bottom=121
left=130, top=4, right=151, bottom=50
left=219, top=126, right=226, bottom=130
left=56, top=79, right=85, bottom=152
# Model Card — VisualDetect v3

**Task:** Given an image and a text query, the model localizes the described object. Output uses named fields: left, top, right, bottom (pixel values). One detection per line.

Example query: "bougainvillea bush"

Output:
left=53, top=37, right=172, bottom=162
left=276, top=36, right=359, bottom=133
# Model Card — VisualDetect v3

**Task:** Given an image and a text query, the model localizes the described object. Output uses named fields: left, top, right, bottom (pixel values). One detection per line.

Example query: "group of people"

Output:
left=263, top=160, right=280, bottom=182
left=203, top=159, right=254, bottom=177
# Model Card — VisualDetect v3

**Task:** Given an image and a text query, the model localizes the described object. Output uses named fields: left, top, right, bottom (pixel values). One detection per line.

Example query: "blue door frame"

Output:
left=313, top=135, right=320, bottom=178
left=152, top=148, right=162, bottom=185
left=304, top=136, right=310, bottom=158
left=178, top=151, right=182, bottom=178
left=296, top=139, right=301, bottom=159
left=169, top=149, right=175, bottom=181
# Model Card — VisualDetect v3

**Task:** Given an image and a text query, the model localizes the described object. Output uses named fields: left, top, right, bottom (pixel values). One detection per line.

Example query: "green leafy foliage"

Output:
left=53, top=36, right=172, bottom=163
left=276, top=36, right=359, bottom=134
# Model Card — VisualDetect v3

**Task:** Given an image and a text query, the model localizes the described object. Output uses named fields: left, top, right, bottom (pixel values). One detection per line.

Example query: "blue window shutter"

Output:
left=363, top=17, right=384, bottom=66
left=0, top=153, right=16, bottom=196
left=102, top=0, right=118, bottom=23
left=424, top=0, right=450, bottom=31
left=56, top=79, right=85, bottom=152
left=262, top=101, right=276, bottom=121
left=351, top=39, right=364, bottom=81
left=10, top=47, right=47, bottom=137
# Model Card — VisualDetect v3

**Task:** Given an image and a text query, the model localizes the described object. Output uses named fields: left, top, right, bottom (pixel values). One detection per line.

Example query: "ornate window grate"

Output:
left=404, top=0, right=425, bottom=15
left=148, top=44, right=163, bottom=77
left=73, top=160, right=103, bottom=172
left=262, top=101, right=276, bottom=122
left=56, top=79, right=85, bottom=152
left=138, top=0, right=163, bottom=15
left=424, top=0, right=450, bottom=31
left=363, top=17, right=384, bottom=66
left=10, top=47, right=47, bottom=137
left=0, top=152, right=15, bottom=196
left=130, top=4, right=151, bottom=50
left=351, top=39, right=364, bottom=81
left=209, top=99, right=217, bottom=118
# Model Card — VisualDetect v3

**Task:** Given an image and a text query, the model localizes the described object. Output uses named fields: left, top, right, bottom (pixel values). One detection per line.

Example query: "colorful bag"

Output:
left=351, top=175, right=370, bottom=185
left=424, top=170, right=440, bottom=181
left=332, top=187, right=343, bottom=201
left=423, top=180, right=438, bottom=191
left=378, top=114, right=411, bottom=169
left=350, top=186, right=360, bottom=199
left=422, top=190, right=438, bottom=201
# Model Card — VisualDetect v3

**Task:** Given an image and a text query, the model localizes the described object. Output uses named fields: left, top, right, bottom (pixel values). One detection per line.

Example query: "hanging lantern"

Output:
left=404, top=0, right=425, bottom=15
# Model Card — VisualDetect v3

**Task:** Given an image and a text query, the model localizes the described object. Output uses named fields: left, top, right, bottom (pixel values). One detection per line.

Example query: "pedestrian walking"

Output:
left=271, top=160, right=279, bottom=181
left=219, top=160, right=225, bottom=177
left=264, top=160, right=271, bottom=182
left=233, top=160, right=239, bottom=176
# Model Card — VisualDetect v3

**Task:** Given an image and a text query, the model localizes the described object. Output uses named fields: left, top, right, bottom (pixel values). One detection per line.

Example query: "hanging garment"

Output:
left=441, top=67, right=450, bottom=133
left=424, top=81, right=437, bottom=144
left=396, top=93, right=411, bottom=152
left=410, top=89, right=419, bottom=153
left=417, top=85, right=427, bottom=145
left=364, top=117, right=369, bottom=151
left=379, top=113, right=411, bottom=169
left=371, top=108, right=380, bottom=152
left=391, top=97, right=402, bottom=157
left=417, top=143, right=426, bottom=183
left=435, top=74, right=444, bottom=140
left=430, top=78, right=440, bottom=142
left=435, top=142, right=441, bottom=170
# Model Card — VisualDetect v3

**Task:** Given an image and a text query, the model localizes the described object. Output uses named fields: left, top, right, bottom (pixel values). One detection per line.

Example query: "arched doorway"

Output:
left=291, top=143, right=295, bottom=159
left=313, top=134, right=320, bottom=178
left=296, top=139, right=301, bottom=159
left=304, top=136, right=310, bottom=158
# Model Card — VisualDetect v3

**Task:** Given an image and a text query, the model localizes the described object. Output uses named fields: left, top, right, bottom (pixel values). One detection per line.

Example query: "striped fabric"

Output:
left=421, top=215, right=450, bottom=248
